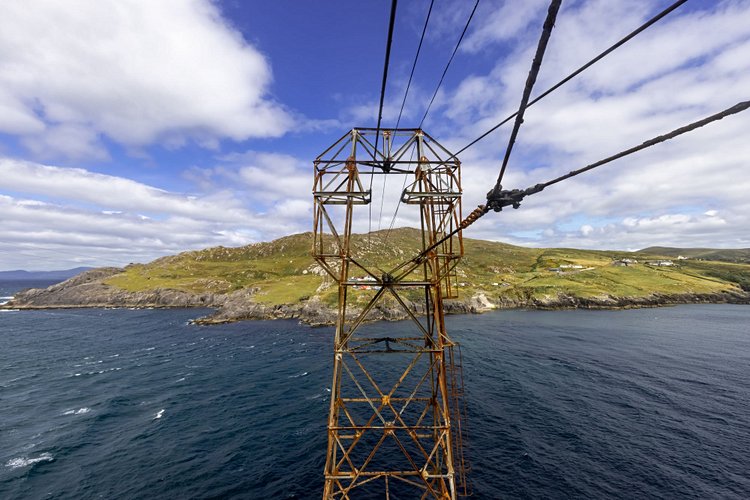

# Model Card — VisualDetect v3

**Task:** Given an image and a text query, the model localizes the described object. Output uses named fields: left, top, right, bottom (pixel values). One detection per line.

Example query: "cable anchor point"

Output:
left=486, top=183, right=545, bottom=212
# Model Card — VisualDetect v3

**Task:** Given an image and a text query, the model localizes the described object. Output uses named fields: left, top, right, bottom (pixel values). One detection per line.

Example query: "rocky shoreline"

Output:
left=3, top=268, right=749, bottom=326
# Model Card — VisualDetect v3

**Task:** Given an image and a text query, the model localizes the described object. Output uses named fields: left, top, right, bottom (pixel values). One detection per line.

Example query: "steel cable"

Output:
left=395, top=0, right=434, bottom=130
left=382, top=0, right=478, bottom=242
left=493, top=0, right=562, bottom=188
left=453, top=0, right=689, bottom=159
left=369, top=0, right=398, bottom=243
left=537, top=100, right=750, bottom=190
left=392, top=99, right=750, bottom=275
left=380, top=0, right=435, bottom=238
left=418, top=0, right=480, bottom=128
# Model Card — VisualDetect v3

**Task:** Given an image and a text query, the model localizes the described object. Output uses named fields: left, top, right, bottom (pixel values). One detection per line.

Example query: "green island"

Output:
left=5, top=228, right=750, bottom=324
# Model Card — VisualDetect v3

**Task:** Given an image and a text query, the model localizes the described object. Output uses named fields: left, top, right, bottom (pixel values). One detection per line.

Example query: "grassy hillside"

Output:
left=103, top=228, right=750, bottom=306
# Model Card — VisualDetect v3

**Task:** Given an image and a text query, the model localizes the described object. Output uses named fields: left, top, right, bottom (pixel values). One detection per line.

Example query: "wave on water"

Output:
left=289, top=371, right=309, bottom=378
left=63, top=408, right=90, bottom=415
left=72, top=367, right=122, bottom=377
left=0, top=309, right=20, bottom=312
left=5, top=453, right=54, bottom=469
left=0, top=295, right=13, bottom=305
left=307, top=387, right=332, bottom=400
left=153, top=409, right=165, bottom=420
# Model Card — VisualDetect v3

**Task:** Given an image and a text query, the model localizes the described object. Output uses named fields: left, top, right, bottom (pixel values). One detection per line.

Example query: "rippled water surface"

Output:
left=1, top=281, right=749, bottom=498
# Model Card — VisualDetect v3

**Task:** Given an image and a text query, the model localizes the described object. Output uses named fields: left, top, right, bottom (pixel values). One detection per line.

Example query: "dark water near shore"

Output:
left=1, top=279, right=749, bottom=498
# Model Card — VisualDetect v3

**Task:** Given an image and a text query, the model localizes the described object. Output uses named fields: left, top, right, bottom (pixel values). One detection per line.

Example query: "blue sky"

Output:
left=1, top=0, right=749, bottom=270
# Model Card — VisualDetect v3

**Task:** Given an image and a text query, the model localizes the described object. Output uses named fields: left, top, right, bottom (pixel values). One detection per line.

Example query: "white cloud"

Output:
left=235, top=152, right=311, bottom=203
left=194, top=150, right=314, bottom=234
left=462, top=0, right=549, bottom=52
left=0, top=89, right=46, bottom=135
left=0, top=0, right=292, bottom=159
left=22, top=124, right=109, bottom=161
left=0, top=155, right=317, bottom=270
left=0, top=194, right=246, bottom=269
left=0, top=158, right=251, bottom=222
left=551, top=209, right=742, bottom=250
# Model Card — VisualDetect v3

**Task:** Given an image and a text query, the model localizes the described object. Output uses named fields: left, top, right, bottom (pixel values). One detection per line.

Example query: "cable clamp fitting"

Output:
left=486, top=183, right=544, bottom=212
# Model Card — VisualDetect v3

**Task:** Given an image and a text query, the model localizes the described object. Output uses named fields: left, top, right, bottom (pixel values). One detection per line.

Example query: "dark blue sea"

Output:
left=1, top=279, right=749, bottom=499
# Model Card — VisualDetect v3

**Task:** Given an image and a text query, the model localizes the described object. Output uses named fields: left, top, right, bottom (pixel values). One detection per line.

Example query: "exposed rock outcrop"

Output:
left=6, top=268, right=226, bottom=310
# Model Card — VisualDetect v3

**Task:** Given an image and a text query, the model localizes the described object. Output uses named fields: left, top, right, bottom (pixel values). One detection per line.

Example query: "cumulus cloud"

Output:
left=188, top=150, right=312, bottom=212
left=182, top=149, right=315, bottom=237
left=0, top=0, right=292, bottom=159
left=233, top=152, right=311, bottom=203
left=0, top=158, right=310, bottom=270
left=0, top=193, right=257, bottom=270
left=0, top=158, right=251, bottom=222
left=462, top=0, right=549, bottom=51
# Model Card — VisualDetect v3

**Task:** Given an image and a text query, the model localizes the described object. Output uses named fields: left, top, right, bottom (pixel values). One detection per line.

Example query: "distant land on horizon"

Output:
left=638, top=246, right=750, bottom=263
left=0, top=267, right=94, bottom=281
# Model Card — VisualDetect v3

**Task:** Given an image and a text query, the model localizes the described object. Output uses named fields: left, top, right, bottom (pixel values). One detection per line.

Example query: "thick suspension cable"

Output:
left=373, top=0, right=398, bottom=158
left=391, top=100, right=750, bottom=276
left=493, top=0, right=562, bottom=189
left=454, top=0, right=688, bottom=159
left=394, top=0, right=434, bottom=130
left=418, top=0, right=479, bottom=128
left=369, top=0, right=398, bottom=241
left=382, top=1, right=475, bottom=239
left=379, top=0, right=434, bottom=234
left=538, top=100, right=750, bottom=190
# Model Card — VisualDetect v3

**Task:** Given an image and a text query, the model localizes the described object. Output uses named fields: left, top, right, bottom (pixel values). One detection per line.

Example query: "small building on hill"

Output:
left=613, top=258, right=637, bottom=267
left=646, top=260, right=675, bottom=267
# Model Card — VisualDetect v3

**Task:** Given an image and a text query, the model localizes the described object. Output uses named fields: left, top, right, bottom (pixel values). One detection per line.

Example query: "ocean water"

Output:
left=1, top=280, right=749, bottom=498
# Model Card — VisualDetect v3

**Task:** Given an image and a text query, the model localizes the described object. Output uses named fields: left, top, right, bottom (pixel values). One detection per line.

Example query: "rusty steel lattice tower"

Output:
left=313, top=128, right=470, bottom=498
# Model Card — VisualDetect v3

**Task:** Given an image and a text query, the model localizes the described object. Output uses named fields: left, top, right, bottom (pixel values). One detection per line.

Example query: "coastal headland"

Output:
left=4, top=229, right=750, bottom=325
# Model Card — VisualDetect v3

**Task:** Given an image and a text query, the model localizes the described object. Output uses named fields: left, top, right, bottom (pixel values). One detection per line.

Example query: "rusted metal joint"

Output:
left=345, top=156, right=356, bottom=172
left=384, top=421, right=395, bottom=435
left=458, top=204, right=489, bottom=230
left=382, top=156, right=393, bottom=172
